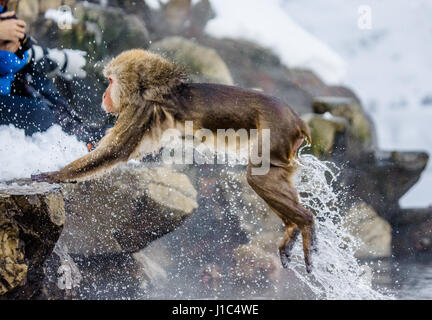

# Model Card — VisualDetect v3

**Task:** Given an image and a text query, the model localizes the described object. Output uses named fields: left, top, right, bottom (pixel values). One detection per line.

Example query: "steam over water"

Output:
left=291, top=148, right=390, bottom=299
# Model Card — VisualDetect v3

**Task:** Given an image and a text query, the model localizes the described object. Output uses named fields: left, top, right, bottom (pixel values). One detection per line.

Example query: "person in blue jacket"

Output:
left=0, top=2, right=103, bottom=145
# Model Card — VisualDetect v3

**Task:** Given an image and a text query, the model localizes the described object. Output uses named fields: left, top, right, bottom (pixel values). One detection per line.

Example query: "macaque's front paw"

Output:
left=31, top=171, right=61, bottom=184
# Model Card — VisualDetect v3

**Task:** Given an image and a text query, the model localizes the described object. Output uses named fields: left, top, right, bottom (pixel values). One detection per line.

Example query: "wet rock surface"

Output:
left=344, top=202, right=392, bottom=259
left=49, top=163, right=198, bottom=299
left=61, top=163, right=197, bottom=256
left=0, top=181, right=64, bottom=299
left=341, top=151, right=429, bottom=220
left=391, top=206, right=432, bottom=257
left=1, top=163, right=198, bottom=299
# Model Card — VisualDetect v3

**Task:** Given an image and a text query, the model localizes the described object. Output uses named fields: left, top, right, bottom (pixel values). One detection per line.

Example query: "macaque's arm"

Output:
left=61, top=143, right=126, bottom=182
left=32, top=141, right=126, bottom=183
left=32, top=127, right=139, bottom=183
left=31, top=102, right=153, bottom=183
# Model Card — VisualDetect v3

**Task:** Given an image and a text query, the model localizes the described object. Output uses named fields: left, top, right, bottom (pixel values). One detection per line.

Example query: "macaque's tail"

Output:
left=299, top=119, right=312, bottom=145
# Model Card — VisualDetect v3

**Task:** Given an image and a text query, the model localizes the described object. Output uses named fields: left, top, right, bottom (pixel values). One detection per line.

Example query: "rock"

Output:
left=313, top=96, right=376, bottom=156
left=133, top=243, right=170, bottom=291
left=15, top=0, right=39, bottom=24
left=0, top=222, right=27, bottom=296
left=302, top=113, right=347, bottom=159
left=231, top=243, right=281, bottom=286
left=40, top=242, right=83, bottom=299
left=327, top=85, right=362, bottom=104
left=27, top=2, right=150, bottom=60
left=60, top=163, right=198, bottom=256
left=199, top=263, right=222, bottom=294
left=68, top=2, right=150, bottom=59
left=201, top=37, right=314, bottom=115
left=38, top=0, right=63, bottom=13
left=391, top=206, right=432, bottom=257
left=0, top=181, right=65, bottom=299
left=161, top=0, right=191, bottom=36
left=150, top=36, right=233, bottom=85
left=339, top=150, right=429, bottom=220
left=344, top=202, right=392, bottom=259
left=283, top=68, right=329, bottom=98
left=31, top=163, right=199, bottom=299
left=190, top=0, right=215, bottom=37
left=285, top=69, right=362, bottom=102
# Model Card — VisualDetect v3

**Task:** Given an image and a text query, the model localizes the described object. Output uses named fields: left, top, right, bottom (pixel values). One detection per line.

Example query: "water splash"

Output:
left=140, top=150, right=393, bottom=300
left=289, top=147, right=392, bottom=299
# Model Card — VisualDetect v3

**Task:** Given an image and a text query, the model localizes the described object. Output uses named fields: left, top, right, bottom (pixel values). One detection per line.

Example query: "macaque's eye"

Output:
left=108, top=76, right=113, bottom=84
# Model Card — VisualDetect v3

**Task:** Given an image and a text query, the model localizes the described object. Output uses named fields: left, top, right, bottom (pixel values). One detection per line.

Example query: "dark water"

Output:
left=369, top=256, right=432, bottom=299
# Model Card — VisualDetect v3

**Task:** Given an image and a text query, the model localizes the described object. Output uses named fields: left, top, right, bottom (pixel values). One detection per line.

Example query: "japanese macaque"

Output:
left=32, top=49, right=317, bottom=272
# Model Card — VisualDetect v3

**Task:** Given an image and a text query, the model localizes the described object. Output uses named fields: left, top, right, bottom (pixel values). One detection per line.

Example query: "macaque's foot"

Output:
left=279, top=249, right=291, bottom=269
left=305, top=261, right=313, bottom=274
left=304, top=248, right=314, bottom=273
left=31, top=171, right=59, bottom=184
left=279, top=232, right=299, bottom=268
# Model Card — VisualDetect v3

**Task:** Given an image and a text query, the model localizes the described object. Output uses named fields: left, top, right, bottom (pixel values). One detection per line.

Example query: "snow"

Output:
left=145, top=0, right=200, bottom=10
left=206, top=0, right=346, bottom=84
left=0, top=125, right=87, bottom=181
left=44, top=8, right=78, bottom=25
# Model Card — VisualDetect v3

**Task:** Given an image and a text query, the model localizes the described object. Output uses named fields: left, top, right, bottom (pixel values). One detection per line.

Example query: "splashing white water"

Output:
left=290, top=148, right=391, bottom=299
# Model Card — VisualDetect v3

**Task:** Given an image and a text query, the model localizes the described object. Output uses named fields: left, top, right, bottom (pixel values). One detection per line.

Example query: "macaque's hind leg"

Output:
left=301, top=223, right=318, bottom=273
left=279, top=222, right=300, bottom=268
left=247, top=165, right=317, bottom=273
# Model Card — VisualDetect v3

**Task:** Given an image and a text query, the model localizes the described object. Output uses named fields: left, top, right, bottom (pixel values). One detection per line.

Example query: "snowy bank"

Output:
left=0, top=125, right=87, bottom=181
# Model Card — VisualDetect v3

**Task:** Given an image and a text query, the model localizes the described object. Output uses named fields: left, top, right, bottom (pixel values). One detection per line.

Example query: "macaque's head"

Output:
left=102, top=74, right=120, bottom=114
left=102, top=49, right=185, bottom=114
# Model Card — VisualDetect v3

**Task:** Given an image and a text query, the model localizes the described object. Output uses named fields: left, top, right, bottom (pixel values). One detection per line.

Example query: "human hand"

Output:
left=0, top=11, right=26, bottom=42
left=0, top=39, right=20, bottom=53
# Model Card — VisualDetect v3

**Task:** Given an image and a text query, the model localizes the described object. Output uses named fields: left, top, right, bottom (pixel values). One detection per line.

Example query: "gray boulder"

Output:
left=150, top=36, right=233, bottom=85
left=0, top=181, right=65, bottom=299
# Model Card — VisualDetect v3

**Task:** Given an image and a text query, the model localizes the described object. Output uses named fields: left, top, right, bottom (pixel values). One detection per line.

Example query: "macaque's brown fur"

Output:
left=33, top=49, right=317, bottom=272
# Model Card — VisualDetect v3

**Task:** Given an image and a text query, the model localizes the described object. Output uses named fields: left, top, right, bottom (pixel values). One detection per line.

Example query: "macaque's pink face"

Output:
left=102, top=76, right=115, bottom=113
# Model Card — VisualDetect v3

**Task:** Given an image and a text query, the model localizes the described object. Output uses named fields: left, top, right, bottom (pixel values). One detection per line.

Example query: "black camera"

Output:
left=0, top=13, right=35, bottom=59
